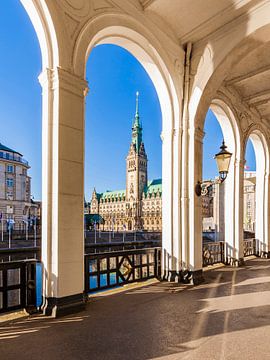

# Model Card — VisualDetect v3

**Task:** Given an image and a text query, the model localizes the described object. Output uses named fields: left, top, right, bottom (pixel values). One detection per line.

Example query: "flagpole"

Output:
left=1, top=215, right=3, bottom=242
left=94, top=221, right=97, bottom=245
left=34, top=214, right=37, bottom=248
left=8, top=220, right=11, bottom=249
left=26, top=220, right=28, bottom=241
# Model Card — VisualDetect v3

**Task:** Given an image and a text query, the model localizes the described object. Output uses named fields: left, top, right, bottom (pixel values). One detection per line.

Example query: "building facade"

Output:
left=0, top=143, right=39, bottom=230
left=87, top=93, right=162, bottom=232
left=202, top=171, right=256, bottom=234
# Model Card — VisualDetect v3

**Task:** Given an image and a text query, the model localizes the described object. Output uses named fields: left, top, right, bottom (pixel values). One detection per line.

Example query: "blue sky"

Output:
left=0, top=1, right=256, bottom=200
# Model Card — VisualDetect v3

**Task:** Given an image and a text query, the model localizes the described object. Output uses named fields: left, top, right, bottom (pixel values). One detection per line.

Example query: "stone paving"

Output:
left=1, top=258, right=270, bottom=360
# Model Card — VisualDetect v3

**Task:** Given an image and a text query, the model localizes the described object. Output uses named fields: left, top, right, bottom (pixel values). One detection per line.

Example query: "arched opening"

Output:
left=85, top=45, right=162, bottom=239
left=244, top=131, right=269, bottom=255
left=0, top=1, right=61, bottom=313
left=201, top=100, right=241, bottom=265
left=77, top=22, right=179, bottom=288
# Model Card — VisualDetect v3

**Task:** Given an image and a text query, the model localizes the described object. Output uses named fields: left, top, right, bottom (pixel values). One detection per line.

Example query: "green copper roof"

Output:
left=100, top=190, right=125, bottom=199
left=0, top=143, right=22, bottom=156
left=144, top=179, right=162, bottom=195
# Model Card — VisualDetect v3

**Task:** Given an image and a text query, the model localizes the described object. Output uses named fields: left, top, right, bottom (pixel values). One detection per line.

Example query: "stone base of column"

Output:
left=238, top=257, right=245, bottom=266
left=168, top=270, right=180, bottom=282
left=43, top=293, right=86, bottom=317
left=226, top=257, right=245, bottom=266
left=180, top=269, right=204, bottom=285
left=190, top=269, right=204, bottom=285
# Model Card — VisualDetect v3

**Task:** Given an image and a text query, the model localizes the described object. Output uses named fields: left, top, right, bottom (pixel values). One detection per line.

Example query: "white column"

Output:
left=161, top=130, right=174, bottom=280
left=39, top=67, right=88, bottom=316
left=265, top=173, right=270, bottom=254
left=185, top=126, right=204, bottom=284
left=235, top=159, right=245, bottom=264
left=172, top=126, right=182, bottom=281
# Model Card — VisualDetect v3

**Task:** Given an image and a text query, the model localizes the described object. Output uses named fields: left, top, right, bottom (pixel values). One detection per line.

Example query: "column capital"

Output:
left=39, top=67, right=89, bottom=98
left=190, top=126, right=205, bottom=143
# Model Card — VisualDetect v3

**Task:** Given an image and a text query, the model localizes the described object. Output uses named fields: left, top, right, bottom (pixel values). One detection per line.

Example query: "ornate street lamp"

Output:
left=195, top=140, right=232, bottom=196
left=214, top=140, right=232, bottom=183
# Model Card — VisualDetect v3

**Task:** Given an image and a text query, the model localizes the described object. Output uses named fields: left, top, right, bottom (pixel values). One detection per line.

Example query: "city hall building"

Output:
left=87, top=94, right=162, bottom=232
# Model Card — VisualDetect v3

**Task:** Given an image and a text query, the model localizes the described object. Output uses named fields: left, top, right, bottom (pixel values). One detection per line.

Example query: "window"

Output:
left=6, top=191, right=13, bottom=200
left=7, top=165, right=14, bottom=173
left=6, top=178, right=13, bottom=187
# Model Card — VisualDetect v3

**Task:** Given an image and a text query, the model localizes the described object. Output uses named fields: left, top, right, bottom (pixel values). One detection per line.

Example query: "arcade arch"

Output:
left=80, top=23, right=180, bottom=280
left=17, top=0, right=270, bottom=315
left=244, top=129, right=269, bottom=253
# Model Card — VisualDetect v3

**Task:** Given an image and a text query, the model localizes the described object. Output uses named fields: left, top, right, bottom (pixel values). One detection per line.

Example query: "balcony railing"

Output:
left=85, top=247, right=161, bottom=294
left=243, top=238, right=256, bottom=256
left=0, top=152, right=29, bottom=166
left=0, top=259, right=41, bottom=314
left=202, top=241, right=224, bottom=266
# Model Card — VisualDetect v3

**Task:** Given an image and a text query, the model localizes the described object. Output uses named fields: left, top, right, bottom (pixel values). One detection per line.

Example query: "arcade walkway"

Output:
left=1, top=258, right=270, bottom=360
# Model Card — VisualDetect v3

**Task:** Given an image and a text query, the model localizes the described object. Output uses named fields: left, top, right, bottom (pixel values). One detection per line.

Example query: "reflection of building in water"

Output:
left=202, top=171, right=256, bottom=234
left=86, top=93, right=162, bottom=232
left=0, top=142, right=40, bottom=229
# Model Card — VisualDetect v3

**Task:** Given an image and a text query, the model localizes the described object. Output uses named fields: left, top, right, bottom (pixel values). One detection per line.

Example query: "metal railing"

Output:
left=243, top=238, right=256, bottom=256
left=0, top=152, right=28, bottom=166
left=0, top=259, right=41, bottom=314
left=85, top=247, right=161, bottom=293
left=202, top=241, right=224, bottom=267
left=85, top=240, right=160, bottom=254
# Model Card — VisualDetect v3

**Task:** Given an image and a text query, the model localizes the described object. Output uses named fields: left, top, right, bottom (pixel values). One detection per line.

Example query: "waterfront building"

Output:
left=0, top=143, right=39, bottom=230
left=87, top=93, right=162, bottom=232
left=202, top=171, right=256, bottom=234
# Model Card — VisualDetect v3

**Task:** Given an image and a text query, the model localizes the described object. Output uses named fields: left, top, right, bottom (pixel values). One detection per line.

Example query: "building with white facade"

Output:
left=202, top=172, right=256, bottom=235
left=0, top=143, right=37, bottom=229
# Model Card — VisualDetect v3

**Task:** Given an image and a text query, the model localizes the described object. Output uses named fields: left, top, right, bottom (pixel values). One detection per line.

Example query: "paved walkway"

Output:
left=1, top=258, right=270, bottom=360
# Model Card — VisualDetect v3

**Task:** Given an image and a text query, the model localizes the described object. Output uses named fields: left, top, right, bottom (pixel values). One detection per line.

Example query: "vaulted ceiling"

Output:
left=225, top=41, right=270, bottom=122
left=140, top=0, right=262, bottom=43
left=139, top=0, right=270, bottom=123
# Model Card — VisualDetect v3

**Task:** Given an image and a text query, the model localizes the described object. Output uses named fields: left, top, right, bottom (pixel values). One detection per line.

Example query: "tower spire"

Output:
left=135, top=91, right=139, bottom=117
left=134, top=91, right=140, bottom=126
left=131, top=91, right=143, bottom=152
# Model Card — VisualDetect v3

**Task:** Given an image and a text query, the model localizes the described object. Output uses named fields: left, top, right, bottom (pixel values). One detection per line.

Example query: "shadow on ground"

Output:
left=1, top=258, right=270, bottom=360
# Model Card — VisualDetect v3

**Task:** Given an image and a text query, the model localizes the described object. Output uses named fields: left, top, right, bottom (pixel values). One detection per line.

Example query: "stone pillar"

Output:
left=172, top=126, right=183, bottom=281
left=235, top=159, right=245, bottom=265
left=39, top=67, right=88, bottom=316
left=185, top=126, right=204, bottom=284
left=265, top=173, right=270, bottom=256
left=161, top=130, right=174, bottom=280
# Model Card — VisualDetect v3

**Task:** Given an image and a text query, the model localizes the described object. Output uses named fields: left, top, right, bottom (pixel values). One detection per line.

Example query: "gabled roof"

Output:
left=0, top=143, right=22, bottom=156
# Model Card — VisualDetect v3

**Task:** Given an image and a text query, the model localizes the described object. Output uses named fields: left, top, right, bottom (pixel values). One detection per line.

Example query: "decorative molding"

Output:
left=244, top=89, right=270, bottom=103
left=225, top=64, right=270, bottom=86
left=58, top=0, right=91, bottom=18
left=174, top=58, right=184, bottom=77
left=140, top=0, right=157, bottom=9
left=53, top=67, right=88, bottom=98
left=193, top=127, right=205, bottom=143
left=64, top=12, right=80, bottom=39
